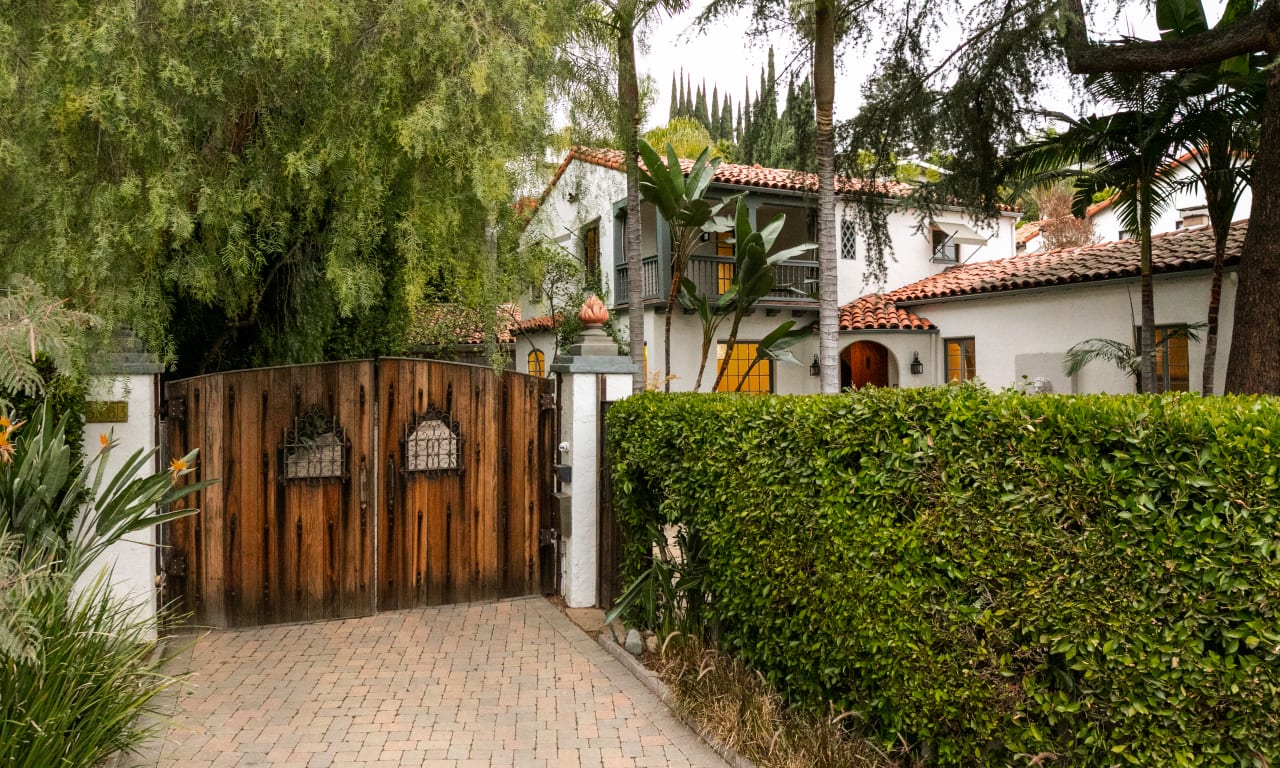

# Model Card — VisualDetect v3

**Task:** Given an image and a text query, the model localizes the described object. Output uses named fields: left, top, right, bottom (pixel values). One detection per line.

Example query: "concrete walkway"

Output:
left=134, top=597, right=726, bottom=768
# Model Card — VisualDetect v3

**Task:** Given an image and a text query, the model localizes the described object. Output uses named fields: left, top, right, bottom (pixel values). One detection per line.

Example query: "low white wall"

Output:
left=74, top=373, right=161, bottom=637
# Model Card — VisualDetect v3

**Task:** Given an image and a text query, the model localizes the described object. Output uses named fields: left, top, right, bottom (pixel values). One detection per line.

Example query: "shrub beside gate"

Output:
left=607, top=386, right=1280, bottom=766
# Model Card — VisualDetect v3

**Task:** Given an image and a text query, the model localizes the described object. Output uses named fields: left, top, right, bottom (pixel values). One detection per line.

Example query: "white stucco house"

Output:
left=518, top=147, right=1243, bottom=396
left=880, top=220, right=1244, bottom=394
left=518, top=147, right=1020, bottom=392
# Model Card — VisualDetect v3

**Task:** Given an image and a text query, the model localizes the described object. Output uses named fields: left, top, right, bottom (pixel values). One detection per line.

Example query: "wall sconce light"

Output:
left=910, top=352, right=924, bottom=375
left=810, top=354, right=821, bottom=377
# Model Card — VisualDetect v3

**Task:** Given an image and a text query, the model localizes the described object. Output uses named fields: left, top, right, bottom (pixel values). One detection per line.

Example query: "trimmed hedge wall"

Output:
left=607, top=387, right=1280, bottom=766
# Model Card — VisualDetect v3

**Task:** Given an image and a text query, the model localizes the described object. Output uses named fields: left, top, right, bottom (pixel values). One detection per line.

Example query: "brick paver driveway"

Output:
left=136, top=597, right=726, bottom=768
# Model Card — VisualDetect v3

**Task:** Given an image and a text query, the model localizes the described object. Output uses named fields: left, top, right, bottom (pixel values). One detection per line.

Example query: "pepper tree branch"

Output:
left=1060, top=0, right=1278, bottom=74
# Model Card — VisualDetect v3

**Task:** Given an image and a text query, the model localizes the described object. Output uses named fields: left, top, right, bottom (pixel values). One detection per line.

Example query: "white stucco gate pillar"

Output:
left=549, top=296, right=636, bottom=608
left=75, top=334, right=165, bottom=638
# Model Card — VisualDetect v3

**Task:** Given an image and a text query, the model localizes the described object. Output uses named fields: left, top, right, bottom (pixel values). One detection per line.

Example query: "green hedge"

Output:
left=607, top=387, right=1280, bottom=766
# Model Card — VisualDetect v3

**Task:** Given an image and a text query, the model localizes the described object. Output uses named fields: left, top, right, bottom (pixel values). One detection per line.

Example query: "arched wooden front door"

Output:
left=841, top=341, right=890, bottom=390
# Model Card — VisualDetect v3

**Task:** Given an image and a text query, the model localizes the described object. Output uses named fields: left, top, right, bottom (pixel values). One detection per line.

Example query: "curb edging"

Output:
left=597, top=634, right=759, bottom=768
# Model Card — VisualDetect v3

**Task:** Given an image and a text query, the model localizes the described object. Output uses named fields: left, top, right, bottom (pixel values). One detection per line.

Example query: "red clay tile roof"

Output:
left=558, top=147, right=1020, bottom=212
left=1016, top=224, right=1041, bottom=245
left=838, top=294, right=936, bottom=331
left=514, top=313, right=560, bottom=333
left=888, top=220, right=1246, bottom=305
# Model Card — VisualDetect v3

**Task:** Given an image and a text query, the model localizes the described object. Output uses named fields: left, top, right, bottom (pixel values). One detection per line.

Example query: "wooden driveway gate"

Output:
left=161, top=358, right=555, bottom=628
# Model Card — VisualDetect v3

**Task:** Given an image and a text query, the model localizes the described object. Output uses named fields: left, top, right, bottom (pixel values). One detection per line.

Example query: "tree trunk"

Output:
left=1201, top=214, right=1230, bottom=396
left=1226, top=65, right=1280, bottom=394
left=1138, top=191, right=1156, bottom=394
left=814, top=0, right=839, bottom=394
left=712, top=315, right=745, bottom=392
left=618, top=12, right=646, bottom=394
left=664, top=269, right=677, bottom=392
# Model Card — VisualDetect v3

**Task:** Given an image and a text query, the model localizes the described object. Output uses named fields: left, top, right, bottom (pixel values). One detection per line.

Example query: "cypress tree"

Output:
left=720, top=95, right=733, bottom=144
left=681, top=75, right=692, bottom=118
left=756, top=48, right=779, bottom=166
left=669, top=74, right=678, bottom=122
left=694, top=82, right=710, bottom=132
left=710, top=86, right=720, bottom=141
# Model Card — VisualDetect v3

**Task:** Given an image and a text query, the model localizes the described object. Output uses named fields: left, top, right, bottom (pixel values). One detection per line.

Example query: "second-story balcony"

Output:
left=613, top=255, right=819, bottom=310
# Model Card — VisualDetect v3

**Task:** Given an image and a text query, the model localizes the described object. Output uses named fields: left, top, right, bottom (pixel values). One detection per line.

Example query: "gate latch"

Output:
left=163, top=397, right=187, bottom=423
left=539, top=528, right=559, bottom=546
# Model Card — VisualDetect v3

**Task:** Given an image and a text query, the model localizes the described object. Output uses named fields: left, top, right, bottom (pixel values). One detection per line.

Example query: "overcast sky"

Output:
left=636, top=1, right=1228, bottom=131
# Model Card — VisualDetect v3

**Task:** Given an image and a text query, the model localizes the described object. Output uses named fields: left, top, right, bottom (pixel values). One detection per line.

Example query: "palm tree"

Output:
left=1005, top=71, right=1190, bottom=393
left=1157, top=0, right=1263, bottom=395
left=813, top=0, right=840, bottom=393
left=696, top=0, right=863, bottom=393
left=578, top=1, right=688, bottom=393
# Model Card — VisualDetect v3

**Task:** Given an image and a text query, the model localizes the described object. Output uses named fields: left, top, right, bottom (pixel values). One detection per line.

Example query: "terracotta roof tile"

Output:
left=838, top=294, right=936, bottom=331
left=1016, top=224, right=1041, bottom=245
left=514, top=313, right=559, bottom=333
left=888, top=220, right=1246, bottom=304
left=564, top=147, right=1019, bottom=212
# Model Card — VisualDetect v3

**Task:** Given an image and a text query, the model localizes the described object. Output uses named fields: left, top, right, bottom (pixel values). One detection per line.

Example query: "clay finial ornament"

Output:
left=578, top=295, right=608, bottom=326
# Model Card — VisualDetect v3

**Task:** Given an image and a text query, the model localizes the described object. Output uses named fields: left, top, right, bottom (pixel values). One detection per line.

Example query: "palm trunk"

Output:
left=1138, top=191, right=1156, bottom=394
left=814, top=0, right=839, bottom=394
left=1201, top=225, right=1228, bottom=396
left=1226, top=65, right=1280, bottom=394
left=618, top=14, right=646, bottom=394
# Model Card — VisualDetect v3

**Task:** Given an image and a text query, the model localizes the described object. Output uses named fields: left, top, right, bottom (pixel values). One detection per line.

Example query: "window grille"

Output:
left=403, top=408, right=463, bottom=474
left=281, top=408, right=348, bottom=483
left=840, top=218, right=857, bottom=260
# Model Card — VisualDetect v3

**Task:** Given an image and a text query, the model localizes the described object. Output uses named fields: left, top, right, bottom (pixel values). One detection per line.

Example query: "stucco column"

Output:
left=549, top=296, right=636, bottom=608
left=75, top=335, right=164, bottom=638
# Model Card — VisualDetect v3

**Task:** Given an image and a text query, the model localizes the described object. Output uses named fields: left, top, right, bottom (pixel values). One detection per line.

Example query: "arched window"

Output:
left=527, top=349, right=546, bottom=377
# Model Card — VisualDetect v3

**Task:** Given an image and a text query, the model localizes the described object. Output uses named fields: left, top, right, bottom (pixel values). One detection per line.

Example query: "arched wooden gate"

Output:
left=161, top=358, right=555, bottom=629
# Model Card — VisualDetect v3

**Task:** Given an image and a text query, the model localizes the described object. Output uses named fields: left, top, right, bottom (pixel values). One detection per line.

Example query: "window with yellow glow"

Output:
left=945, top=338, right=976, bottom=382
left=716, top=230, right=734, bottom=257
left=717, top=262, right=735, bottom=295
left=527, top=350, right=545, bottom=377
left=715, top=342, right=772, bottom=393
left=1148, top=326, right=1190, bottom=393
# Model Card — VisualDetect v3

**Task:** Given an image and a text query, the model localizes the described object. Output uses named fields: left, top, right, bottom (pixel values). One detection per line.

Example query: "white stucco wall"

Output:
left=522, top=159, right=629, bottom=319
left=74, top=373, right=161, bottom=637
left=838, top=206, right=1019, bottom=298
left=906, top=269, right=1238, bottom=394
